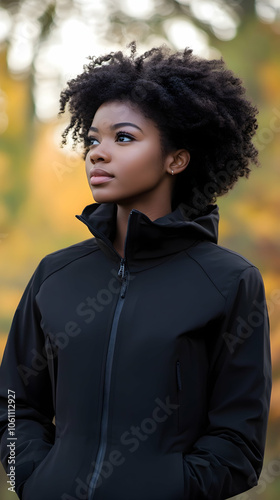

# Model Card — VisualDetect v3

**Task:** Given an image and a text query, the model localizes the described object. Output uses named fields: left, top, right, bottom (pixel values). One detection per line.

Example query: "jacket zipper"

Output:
left=88, top=258, right=128, bottom=499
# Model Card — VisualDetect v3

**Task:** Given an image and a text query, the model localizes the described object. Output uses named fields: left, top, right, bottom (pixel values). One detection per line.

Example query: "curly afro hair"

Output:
left=59, top=42, right=259, bottom=216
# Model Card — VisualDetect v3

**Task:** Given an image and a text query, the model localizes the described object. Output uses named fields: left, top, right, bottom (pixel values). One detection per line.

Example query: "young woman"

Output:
left=0, top=43, right=271, bottom=500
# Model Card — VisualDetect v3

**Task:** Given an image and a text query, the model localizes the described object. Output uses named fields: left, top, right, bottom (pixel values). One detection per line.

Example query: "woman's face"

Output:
left=85, top=100, right=175, bottom=208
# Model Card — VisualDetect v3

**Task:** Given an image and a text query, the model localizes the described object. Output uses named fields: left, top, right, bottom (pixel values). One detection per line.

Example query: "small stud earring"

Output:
left=171, top=169, right=174, bottom=176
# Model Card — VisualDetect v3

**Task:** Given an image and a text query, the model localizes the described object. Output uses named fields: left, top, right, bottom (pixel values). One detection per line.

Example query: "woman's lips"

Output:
left=90, top=168, right=114, bottom=185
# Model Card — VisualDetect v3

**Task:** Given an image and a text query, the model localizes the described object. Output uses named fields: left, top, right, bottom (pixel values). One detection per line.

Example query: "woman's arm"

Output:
left=0, top=267, right=55, bottom=497
left=182, top=266, right=272, bottom=499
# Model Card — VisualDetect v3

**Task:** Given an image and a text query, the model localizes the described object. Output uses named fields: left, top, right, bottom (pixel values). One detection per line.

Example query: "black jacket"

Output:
left=0, top=202, right=271, bottom=500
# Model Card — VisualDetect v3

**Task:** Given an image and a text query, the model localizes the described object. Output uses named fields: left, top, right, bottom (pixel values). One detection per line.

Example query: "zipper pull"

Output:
left=118, top=258, right=126, bottom=280
left=118, top=258, right=128, bottom=298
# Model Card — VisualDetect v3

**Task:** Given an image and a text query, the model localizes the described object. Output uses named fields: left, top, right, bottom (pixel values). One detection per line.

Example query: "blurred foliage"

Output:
left=0, top=0, right=279, bottom=82
left=0, top=0, right=280, bottom=498
left=0, top=0, right=270, bottom=50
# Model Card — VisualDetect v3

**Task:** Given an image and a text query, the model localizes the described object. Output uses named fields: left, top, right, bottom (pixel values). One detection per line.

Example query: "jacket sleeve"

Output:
left=182, top=266, right=272, bottom=499
left=0, top=265, right=55, bottom=498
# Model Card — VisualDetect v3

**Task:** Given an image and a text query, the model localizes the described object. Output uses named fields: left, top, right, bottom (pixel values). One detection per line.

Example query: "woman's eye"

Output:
left=86, top=137, right=99, bottom=146
left=116, top=132, right=134, bottom=143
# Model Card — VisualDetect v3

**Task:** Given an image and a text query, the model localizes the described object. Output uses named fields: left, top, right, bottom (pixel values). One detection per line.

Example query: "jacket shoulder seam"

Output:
left=212, top=243, right=256, bottom=267
left=36, top=245, right=99, bottom=294
left=184, top=247, right=256, bottom=301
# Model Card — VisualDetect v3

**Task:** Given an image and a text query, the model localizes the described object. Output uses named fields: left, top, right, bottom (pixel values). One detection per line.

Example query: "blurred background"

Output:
left=0, top=0, right=279, bottom=498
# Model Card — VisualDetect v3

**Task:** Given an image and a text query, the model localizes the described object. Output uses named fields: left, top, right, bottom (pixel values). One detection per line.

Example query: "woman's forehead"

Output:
left=90, top=100, right=157, bottom=131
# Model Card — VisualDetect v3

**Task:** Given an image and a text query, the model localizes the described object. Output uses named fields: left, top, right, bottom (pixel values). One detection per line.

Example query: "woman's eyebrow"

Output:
left=111, top=122, right=143, bottom=133
left=88, top=122, right=144, bottom=133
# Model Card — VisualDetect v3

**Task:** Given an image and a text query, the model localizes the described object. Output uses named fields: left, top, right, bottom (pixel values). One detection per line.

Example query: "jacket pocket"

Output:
left=45, top=334, right=58, bottom=411
left=21, top=440, right=58, bottom=500
left=176, top=360, right=182, bottom=392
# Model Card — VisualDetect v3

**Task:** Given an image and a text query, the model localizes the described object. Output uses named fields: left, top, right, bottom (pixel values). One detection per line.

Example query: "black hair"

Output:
left=59, top=42, right=259, bottom=216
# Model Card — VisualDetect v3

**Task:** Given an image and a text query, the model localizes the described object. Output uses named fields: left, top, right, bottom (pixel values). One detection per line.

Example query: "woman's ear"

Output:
left=167, top=149, right=190, bottom=176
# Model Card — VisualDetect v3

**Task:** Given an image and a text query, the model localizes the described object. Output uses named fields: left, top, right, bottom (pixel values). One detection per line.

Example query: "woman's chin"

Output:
left=90, top=191, right=115, bottom=204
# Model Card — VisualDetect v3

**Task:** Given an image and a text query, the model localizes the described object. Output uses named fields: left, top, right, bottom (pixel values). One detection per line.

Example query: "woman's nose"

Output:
left=89, top=145, right=111, bottom=165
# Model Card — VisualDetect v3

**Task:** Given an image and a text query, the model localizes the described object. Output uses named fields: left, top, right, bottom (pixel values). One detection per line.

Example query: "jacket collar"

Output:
left=76, top=202, right=219, bottom=271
